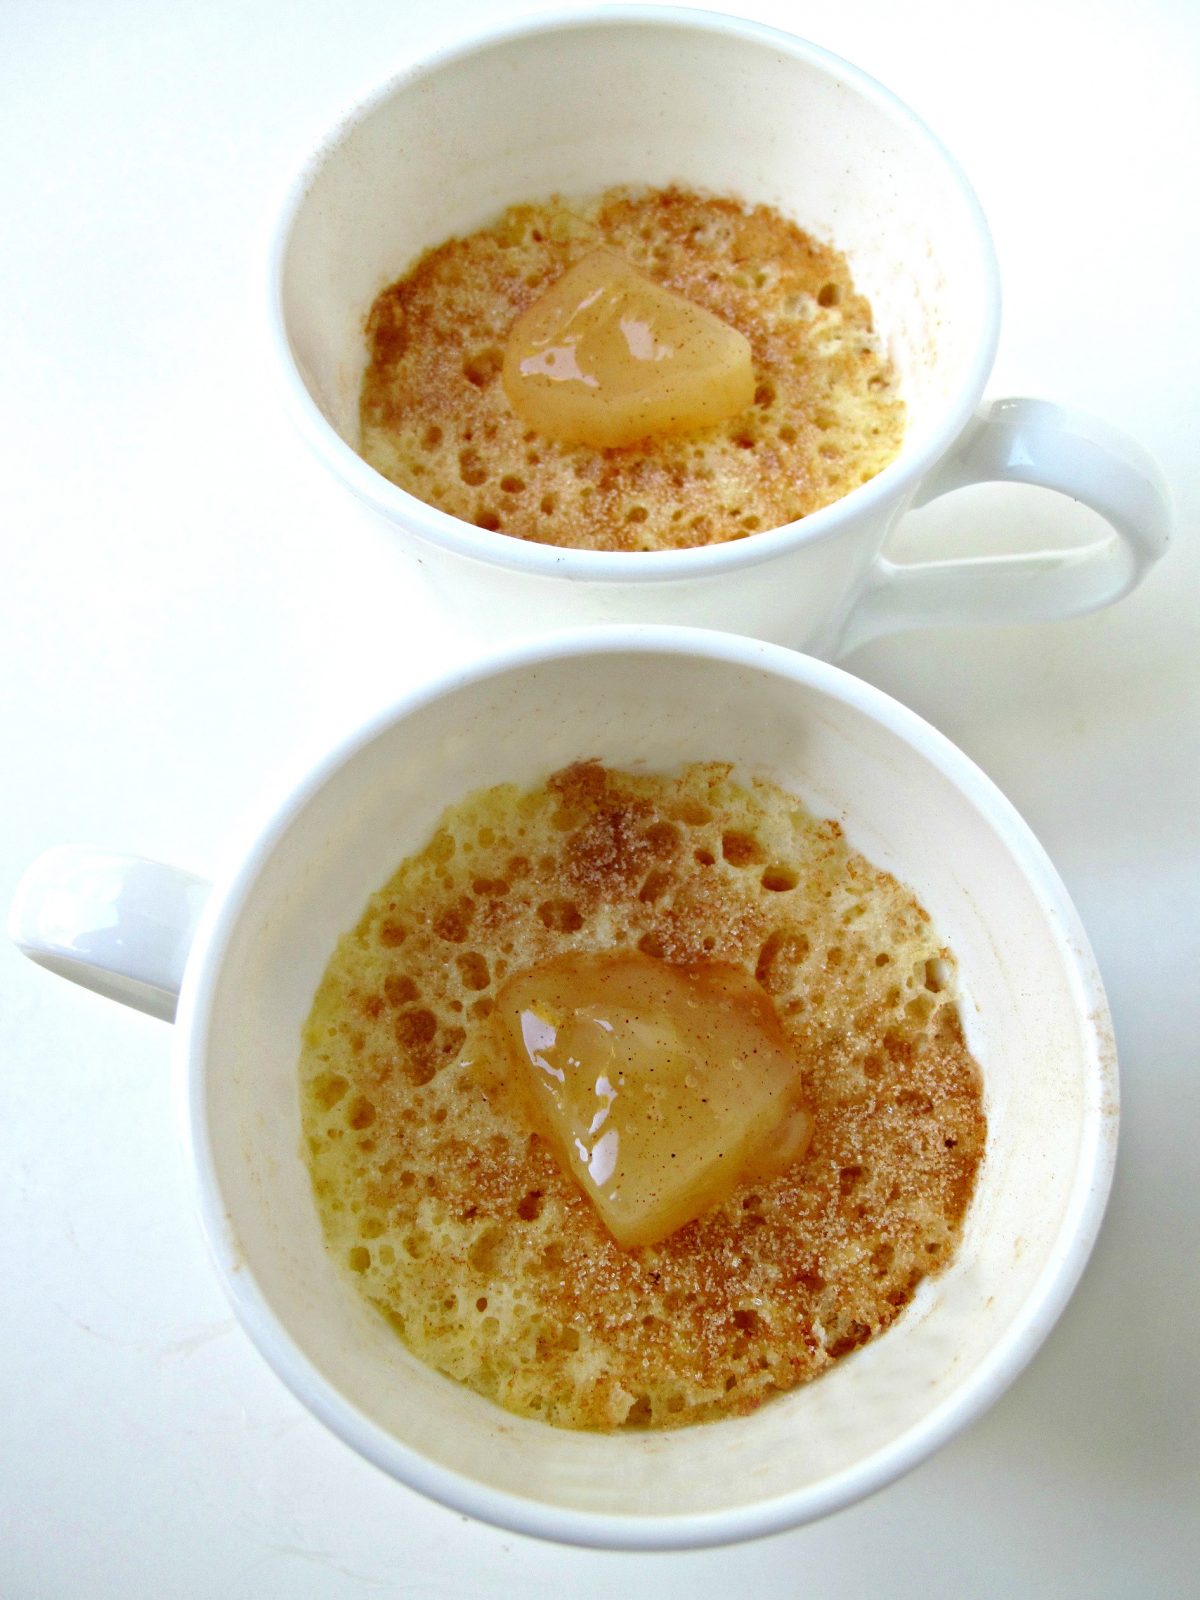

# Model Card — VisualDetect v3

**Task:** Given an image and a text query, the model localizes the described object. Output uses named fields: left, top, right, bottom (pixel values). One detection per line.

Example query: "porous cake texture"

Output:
left=299, top=762, right=985, bottom=1431
left=359, top=187, right=905, bottom=550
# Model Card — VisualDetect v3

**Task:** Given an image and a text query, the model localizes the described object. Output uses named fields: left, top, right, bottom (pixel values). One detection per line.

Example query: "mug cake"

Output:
left=299, top=760, right=984, bottom=1431
left=358, top=187, right=905, bottom=551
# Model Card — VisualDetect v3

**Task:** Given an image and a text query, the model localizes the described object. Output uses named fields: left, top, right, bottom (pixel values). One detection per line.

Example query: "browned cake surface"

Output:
left=299, top=763, right=985, bottom=1430
left=358, top=187, right=905, bottom=550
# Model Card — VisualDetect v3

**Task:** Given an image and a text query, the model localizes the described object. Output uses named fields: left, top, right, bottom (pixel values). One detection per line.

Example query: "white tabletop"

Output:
left=3, top=1, right=1197, bottom=1594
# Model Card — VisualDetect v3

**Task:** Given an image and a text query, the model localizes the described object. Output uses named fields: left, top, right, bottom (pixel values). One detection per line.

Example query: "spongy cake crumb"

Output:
left=358, top=187, right=905, bottom=551
left=299, top=762, right=985, bottom=1431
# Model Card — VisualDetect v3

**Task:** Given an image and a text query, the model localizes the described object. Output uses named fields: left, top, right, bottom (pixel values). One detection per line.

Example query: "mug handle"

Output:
left=836, top=397, right=1172, bottom=654
left=9, top=846, right=210, bottom=1022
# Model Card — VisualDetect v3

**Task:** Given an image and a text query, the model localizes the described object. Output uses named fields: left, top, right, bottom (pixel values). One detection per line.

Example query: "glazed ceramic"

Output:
left=271, top=7, right=1169, bottom=652
left=11, top=627, right=1118, bottom=1549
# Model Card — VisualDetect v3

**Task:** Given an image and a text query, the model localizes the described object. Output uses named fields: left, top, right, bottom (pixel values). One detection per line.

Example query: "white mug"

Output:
left=271, top=6, right=1170, bottom=654
left=11, top=627, right=1117, bottom=1549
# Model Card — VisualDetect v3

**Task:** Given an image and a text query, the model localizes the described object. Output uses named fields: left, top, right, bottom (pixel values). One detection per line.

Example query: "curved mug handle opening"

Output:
left=837, top=397, right=1172, bottom=655
left=9, top=845, right=210, bottom=1023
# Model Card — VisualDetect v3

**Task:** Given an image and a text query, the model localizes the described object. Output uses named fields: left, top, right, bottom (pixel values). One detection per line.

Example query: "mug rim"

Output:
left=267, top=4, right=1002, bottom=585
left=174, top=624, right=1116, bottom=1550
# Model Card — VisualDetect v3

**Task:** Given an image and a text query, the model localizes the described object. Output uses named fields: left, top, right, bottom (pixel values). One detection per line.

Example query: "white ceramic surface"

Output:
left=10, top=628, right=1117, bottom=1551
left=272, top=7, right=1170, bottom=652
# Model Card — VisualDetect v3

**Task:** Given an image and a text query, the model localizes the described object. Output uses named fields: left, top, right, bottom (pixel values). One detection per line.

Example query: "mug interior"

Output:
left=183, top=635, right=1114, bottom=1548
left=278, top=13, right=996, bottom=515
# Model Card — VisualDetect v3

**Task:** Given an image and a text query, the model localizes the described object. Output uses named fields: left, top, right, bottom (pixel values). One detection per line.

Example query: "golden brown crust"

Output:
left=299, top=763, right=984, bottom=1430
left=358, top=188, right=905, bottom=551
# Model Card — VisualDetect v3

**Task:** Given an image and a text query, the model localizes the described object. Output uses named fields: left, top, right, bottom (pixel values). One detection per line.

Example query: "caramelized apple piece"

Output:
left=502, top=249, right=755, bottom=449
left=494, top=950, right=811, bottom=1248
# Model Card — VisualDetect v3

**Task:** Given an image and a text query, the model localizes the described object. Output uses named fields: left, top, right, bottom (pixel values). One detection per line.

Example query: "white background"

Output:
left=2, top=1, right=1197, bottom=1594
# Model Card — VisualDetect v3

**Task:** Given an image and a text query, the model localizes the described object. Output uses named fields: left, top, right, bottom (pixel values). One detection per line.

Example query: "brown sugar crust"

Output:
left=299, top=763, right=985, bottom=1430
left=358, top=188, right=905, bottom=551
